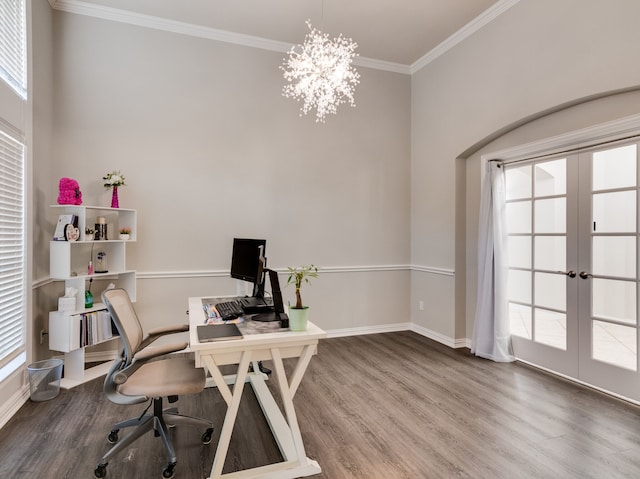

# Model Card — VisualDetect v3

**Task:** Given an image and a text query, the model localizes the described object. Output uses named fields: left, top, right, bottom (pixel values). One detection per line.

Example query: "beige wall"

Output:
left=33, top=0, right=640, bottom=357
left=33, top=9, right=411, bottom=343
left=411, top=0, right=640, bottom=342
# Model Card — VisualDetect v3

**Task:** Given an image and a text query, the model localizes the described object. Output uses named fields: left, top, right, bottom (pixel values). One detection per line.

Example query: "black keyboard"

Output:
left=215, top=301, right=243, bottom=321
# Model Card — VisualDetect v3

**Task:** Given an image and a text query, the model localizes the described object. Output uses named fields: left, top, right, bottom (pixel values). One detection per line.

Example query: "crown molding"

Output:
left=48, top=0, right=410, bottom=74
left=410, top=0, right=521, bottom=74
left=355, top=57, right=411, bottom=75
left=49, top=0, right=291, bottom=52
left=48, top=0, right=516, bottom=76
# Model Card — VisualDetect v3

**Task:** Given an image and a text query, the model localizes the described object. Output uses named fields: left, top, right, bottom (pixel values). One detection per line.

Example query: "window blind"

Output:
left=0, top=128, right=25, bottom=369
left=0, top=0, right=27, bottom=98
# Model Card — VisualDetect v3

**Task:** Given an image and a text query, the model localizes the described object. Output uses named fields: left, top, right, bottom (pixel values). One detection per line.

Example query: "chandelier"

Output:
left=281, top=20, right=360, bottom=123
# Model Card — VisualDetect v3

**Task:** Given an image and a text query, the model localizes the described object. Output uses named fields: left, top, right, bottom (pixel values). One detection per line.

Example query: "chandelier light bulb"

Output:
left=281, top=20, right=360, bottom=123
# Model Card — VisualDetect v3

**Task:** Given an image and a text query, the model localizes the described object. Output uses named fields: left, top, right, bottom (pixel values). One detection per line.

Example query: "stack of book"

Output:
left=80, top=310, right=115, bottom=346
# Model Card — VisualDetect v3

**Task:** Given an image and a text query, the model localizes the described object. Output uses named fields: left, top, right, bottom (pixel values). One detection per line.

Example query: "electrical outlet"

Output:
left=419, top=301, right=424, bottom=311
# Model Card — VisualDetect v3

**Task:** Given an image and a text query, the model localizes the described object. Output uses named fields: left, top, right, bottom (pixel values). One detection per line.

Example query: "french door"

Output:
left=505, top=140, right=640, bottom=401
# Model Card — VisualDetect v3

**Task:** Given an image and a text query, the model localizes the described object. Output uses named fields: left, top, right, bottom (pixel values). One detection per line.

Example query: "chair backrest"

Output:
left=102, top=288, right=148, bottom=404
left=102, top=288, right=143, bottom=365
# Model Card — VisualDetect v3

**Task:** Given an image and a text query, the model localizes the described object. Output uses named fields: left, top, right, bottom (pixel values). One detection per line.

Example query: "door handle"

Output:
left=579, top=271, right=593, bottom=279
left=557, top=270, right=576, bottom=278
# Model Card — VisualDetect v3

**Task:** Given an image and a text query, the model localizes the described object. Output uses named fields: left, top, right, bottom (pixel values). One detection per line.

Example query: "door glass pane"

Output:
left=510, top=302, right=531, bottom=339
left=535, top=159, right=566, bottom=197
left=592, top=279, right=636, bottom=325
left=592, top=320, right=637, bottom=371
left=534, top=198, right=566, bottom=234
left=508, top=236, right=531, bottom=269
left=593, top=144, right=637, bottom=191
left=506, top=165, right=532, bottom=200
left=534, top=272, right=566, bottom=311
left=534, top=236, right=566, bottom=271
left=506, top=201, right=531, bottom=234
left=534, top=308, right=567, bottom=350
left=593, top=191, right=636, bottom=233
left=592, top=236, right=636, bottom=278
left=508, top=269, right=531, bottom=304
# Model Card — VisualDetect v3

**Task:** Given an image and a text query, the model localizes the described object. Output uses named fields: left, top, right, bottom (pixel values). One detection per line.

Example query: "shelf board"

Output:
left=60, top=361, right=113, bottom=389
left=50, top=205, right=136, bottom=213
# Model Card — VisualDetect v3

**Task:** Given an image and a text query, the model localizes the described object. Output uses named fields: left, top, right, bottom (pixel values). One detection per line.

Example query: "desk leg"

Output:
left=205, top=350, right=253, bottom=479
left=270, top=346, right=312, bottom=468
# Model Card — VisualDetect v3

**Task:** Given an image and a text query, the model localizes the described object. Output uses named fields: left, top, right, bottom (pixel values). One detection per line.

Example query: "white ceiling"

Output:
left=52, top=0, right=505, bottom=67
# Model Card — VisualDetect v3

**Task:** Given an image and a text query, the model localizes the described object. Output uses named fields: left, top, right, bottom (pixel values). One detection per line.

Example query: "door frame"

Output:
left=481, top=113, right=640, bottom=399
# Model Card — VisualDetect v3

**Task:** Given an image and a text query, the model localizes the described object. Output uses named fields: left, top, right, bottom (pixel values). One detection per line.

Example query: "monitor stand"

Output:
left=252, top=311, right=289, bottom=325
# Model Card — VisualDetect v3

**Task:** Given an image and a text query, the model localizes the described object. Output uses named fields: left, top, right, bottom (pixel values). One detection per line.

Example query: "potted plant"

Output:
left=85, top=226, right=95, bottom=241
left=118, top=227, right=131, bottom=240
left=286, top=264, right=318, bottom=331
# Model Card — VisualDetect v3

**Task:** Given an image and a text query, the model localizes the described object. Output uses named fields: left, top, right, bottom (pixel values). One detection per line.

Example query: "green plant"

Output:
left=287, top=264, right=318, bottom=309
left=119, top=227, right=131, bottom=235
left=85, top=226, right=94, bottom=235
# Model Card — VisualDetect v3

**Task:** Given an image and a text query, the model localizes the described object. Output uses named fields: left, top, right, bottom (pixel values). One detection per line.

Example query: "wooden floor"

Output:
left=2, top=331, right=640, bottom=478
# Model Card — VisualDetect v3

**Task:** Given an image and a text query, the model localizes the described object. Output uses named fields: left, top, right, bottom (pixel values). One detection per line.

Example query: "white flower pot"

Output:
left=288, top=306, right=309, bottom=331
left=119, top=234, right=130, bottom=240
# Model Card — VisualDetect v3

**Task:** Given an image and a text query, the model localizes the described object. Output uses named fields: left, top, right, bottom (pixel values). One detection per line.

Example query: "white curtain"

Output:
left=471, top=161, right=515, bottom=362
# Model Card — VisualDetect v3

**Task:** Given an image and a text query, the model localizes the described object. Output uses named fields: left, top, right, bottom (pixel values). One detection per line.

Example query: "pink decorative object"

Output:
left=111, top=186, right=119, bottom=208
left=57, top=178, right=82, bottom=205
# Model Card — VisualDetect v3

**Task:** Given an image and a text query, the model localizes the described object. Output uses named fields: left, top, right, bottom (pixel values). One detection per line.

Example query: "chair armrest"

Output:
left=139, top=324, right=189, bottom=349
left=147, top=324, right=189, bottom=336
left=113, top=341, right=189, bottom=385
left=133, top=341, right=189, bottom=362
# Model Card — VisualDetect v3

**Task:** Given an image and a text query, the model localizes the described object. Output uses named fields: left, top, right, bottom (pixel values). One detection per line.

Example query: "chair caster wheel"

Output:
left=107, top=430, right=119, bottom=444
left=202, top=427, right=214, bottom=444
left=162, top=463, right=176, bottom=478
left=94, top=463, right=107, bottom=478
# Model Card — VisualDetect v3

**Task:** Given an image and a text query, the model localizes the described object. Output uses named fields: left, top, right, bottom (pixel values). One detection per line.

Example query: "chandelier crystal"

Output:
left=281, top=20, right=360, bottom=123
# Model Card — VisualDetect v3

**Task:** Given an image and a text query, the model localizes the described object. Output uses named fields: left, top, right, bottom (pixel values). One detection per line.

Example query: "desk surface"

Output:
left=188, top=296, right=326, bottom=358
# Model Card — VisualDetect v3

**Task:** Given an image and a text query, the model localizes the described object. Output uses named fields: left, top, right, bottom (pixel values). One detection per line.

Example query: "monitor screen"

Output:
left=230, top=238, right=266, bottom=290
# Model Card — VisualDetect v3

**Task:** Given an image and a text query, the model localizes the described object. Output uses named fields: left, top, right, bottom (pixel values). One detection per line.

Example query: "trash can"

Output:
left=27, top=359, right=63, bottom=402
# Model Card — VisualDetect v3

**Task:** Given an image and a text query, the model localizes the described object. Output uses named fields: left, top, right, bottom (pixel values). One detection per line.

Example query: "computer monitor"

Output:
left=230, top=238, right=266, bottom=298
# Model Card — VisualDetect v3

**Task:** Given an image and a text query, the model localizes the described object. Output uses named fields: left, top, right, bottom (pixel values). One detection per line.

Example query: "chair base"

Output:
left=94, top=397, right=214, bottom=478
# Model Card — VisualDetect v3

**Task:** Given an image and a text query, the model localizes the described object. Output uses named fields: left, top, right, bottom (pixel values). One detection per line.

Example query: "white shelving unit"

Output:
left=49, top=205, right=137, bottom=389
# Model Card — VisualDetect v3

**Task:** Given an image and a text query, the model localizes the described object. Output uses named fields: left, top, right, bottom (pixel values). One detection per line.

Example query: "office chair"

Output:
left=94, top=288, right=214, bottom=479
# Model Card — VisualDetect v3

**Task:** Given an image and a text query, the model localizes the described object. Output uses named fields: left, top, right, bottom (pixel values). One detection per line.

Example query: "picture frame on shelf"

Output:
left=53, top=214, right=77, bottom=241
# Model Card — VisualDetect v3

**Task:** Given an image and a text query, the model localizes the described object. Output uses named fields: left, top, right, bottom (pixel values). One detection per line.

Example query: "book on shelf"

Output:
left=79, top=310, right=115, bottom=346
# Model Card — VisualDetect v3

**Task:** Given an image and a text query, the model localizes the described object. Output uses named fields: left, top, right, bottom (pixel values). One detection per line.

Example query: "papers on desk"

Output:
left=202, top=299, right=243, bottom=325
left=197, top=323, right=243, bottom=342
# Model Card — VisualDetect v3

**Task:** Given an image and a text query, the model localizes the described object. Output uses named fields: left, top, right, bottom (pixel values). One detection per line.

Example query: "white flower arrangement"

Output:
left=103, top=171, right=126, bottom=188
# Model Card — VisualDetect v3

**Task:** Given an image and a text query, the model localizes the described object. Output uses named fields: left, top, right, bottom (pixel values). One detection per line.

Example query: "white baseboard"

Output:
left=325, top=322, right=470, bottom=350
left=0, top=386, right=30, bottom=430
left=326, top=323, right=412, bottom=338
left=409, top=323, right=470, bottom=349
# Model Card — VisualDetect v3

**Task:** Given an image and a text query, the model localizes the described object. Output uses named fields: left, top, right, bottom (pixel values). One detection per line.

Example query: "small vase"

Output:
left=111, top=186, right=119, bottom=208
left=288, top=306, right=309, bottom=331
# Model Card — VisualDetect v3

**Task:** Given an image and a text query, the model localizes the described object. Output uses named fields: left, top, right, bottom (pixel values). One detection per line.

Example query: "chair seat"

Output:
left=118, top=358, right=206, bottom=398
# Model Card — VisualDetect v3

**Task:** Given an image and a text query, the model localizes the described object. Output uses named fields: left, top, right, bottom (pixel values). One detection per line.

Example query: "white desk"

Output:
left=188, top=297, right=326, bottom=479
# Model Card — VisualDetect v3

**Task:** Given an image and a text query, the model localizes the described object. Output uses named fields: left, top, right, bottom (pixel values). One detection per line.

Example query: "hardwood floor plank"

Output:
left=1, top=331, right=640, bottom=478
